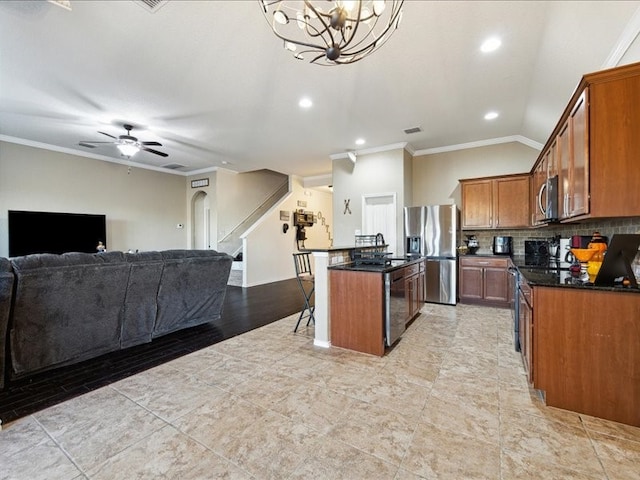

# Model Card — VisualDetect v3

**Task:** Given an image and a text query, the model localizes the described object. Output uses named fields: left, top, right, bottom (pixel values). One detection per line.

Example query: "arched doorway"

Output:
left=191, top=191, right=210, bottom=249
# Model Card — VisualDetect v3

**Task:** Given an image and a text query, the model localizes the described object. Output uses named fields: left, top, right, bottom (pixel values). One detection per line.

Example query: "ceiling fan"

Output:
left=79, top=124, right=168, bottom=158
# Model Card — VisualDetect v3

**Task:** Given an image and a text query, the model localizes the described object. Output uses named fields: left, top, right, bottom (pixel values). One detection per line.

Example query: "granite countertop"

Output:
left=512, top=256, right=640, bottom=294
left=328, top=255, right=424, bottom=274
left=302, top=244, right=388, bottom=252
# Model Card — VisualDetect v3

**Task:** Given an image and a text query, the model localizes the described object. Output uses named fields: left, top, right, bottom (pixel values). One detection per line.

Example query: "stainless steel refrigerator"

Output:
left=404, top=205, right=460, bottom=305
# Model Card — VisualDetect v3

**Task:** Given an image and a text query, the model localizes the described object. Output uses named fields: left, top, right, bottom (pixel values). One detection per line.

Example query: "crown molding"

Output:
left=0, top=134, right=221, bottom=176
left=413, top=135, right=543, bottom=156
left=329, top=142, right=410, bottom=161
left=602, top=5, right=640, bottom=68
left=302, top=173, right=333, bottom=188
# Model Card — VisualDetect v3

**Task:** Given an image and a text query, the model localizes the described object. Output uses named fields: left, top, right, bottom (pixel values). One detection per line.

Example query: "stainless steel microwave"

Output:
left=537, top=174, right=559, bottom=222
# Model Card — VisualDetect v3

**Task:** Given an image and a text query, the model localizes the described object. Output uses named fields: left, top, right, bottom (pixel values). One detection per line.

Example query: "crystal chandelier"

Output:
left=259, top=0, right=404, bottom=65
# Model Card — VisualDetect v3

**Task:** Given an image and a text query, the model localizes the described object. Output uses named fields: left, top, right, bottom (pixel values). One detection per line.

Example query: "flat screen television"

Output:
left=594, top=234, right=640, bottom=288
left=8, top=210, right=107, bottom=257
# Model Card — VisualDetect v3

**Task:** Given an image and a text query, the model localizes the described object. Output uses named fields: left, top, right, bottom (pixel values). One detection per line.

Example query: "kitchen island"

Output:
left=301, top=245, right=389, bottom=349
left=328, top=257, right=425, bottom=356
left=512, top=258, right=640, bottom=427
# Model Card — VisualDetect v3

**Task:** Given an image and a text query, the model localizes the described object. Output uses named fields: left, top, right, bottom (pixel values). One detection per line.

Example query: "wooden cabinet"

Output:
left=533, top=286, right=640, bottom=427
left=459, top=256, right=510, bottom=307
left=557, top=90, right=589, bottom=219
left=461, top=174, right=530, bottom=229
left=329, top=260, right=425, bottom=356
left=460, top=178, right=493, bottom=228
left=405, top=260, right=425, bottom=321
left=531, top=61, right=640, bottom=222
left=330, top=269, right=386, bottom=356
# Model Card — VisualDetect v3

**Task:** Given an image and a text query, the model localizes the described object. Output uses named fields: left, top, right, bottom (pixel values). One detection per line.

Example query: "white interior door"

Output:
left=362, top=193, right=397, bottom=253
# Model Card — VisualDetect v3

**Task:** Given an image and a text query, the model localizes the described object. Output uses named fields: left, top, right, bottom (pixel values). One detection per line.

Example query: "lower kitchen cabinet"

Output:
left=329, top=259, right=425, bottom=356
left=459, top=256, right=510, bottom=307
left=405, top=260, right=425, bottom=321
left=534, top=286, right=640, bottom=427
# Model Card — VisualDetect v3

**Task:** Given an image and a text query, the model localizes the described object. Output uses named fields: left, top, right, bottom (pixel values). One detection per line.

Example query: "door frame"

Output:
left=361, top=192, right=397, bottom=253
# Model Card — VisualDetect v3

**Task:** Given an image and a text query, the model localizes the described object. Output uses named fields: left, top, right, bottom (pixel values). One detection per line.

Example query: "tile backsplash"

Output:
left=463, top=217, right=640, bottom=255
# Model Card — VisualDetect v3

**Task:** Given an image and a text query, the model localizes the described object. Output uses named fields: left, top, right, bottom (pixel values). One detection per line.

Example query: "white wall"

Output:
left=215, top=169, right=288, bottom=240
left=332, top=148, right=408, bottom=255
left=411, top=142, right=539, bottom=207
left=619, top=15, right=640, bottom=65
left=186, top=171, right=217, bottom=249
left=243, top=176, right=333, bottom=287
left=0, top=141, right=188, bottom=257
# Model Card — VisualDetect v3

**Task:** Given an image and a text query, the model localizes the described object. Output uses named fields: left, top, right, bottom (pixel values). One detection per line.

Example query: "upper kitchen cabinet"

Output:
left=531, top=61, right=640, bottom=222
left=557, top=90, right=589, bottom=220
left=461, top=174, right=530, bottom=229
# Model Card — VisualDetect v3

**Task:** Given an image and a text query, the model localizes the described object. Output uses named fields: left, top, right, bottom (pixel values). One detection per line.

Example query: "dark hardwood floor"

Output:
left=0, top=279, right=306, bottom=426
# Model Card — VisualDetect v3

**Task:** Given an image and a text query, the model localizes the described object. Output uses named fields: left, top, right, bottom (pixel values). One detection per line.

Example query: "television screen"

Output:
left=8, top=210, right=107, bottom=257
left=594, top=234, right=640, bottom=288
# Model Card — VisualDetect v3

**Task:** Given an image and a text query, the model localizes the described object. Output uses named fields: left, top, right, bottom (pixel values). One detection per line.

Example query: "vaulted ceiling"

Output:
left=1, top=1, right=639, bottom=178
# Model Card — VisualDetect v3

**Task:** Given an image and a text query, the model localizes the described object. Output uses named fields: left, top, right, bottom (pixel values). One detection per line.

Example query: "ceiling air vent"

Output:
left=133, top=0, right=169, bottom=13
left=162, top=163, right=186, bottom=170
left=403, top=126, right=423, bottom=135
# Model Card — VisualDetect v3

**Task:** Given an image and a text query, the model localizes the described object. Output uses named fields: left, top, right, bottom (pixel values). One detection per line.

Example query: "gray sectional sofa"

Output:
left=0, top=249, right=233, bottom=388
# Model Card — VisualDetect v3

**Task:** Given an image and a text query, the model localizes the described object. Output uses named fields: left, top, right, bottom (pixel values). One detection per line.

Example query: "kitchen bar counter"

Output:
left=327, top=255, right=425, bottom=274
left=301, top=244, right=390, bottom=349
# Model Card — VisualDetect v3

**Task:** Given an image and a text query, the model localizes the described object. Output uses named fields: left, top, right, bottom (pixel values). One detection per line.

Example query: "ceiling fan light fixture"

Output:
left=117, top=142, right=140, bottom=157
left=260, top=0, right=404, bottom=65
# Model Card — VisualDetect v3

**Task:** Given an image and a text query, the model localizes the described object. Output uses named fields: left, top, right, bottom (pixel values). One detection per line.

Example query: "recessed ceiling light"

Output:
left=299, top=97, right=313, bottom=108
left=484, top=111, right=499, bottom=120
left=481, top=37, right=501, bottom=53
left=355, top=138, right=365, bottom=145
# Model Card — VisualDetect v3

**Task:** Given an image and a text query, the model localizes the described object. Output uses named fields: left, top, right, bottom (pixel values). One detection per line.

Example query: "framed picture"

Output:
left=280, top=210, right=290, bottom=221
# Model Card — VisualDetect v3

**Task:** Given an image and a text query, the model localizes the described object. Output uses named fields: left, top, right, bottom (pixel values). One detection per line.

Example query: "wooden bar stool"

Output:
left=292, top=252, right=315, bottom=332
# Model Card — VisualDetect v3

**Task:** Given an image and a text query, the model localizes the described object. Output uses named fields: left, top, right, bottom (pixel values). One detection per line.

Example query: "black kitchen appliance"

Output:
left=524, top=239, right=549, bottom=265
left=492, top=236, right=513, bottom=255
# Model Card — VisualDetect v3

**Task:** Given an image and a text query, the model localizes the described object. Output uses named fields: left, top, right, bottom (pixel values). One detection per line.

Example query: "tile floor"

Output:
left=1, top=304, right=639, bottom=479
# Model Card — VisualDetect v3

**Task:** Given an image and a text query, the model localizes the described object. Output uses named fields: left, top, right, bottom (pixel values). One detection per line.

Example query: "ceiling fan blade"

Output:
left=78, top=142, right=97, bottom=148
left=141, top=141, right=162, bottom=146
left=98, top=131, right=117, bottom=139
left=141, top=147, right=168, bottom=157
left=80, top=141, right=114, bottom=144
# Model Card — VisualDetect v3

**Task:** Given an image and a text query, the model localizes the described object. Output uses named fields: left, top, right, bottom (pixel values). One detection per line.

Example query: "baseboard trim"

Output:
left=313, top=339, right=331, bottom=349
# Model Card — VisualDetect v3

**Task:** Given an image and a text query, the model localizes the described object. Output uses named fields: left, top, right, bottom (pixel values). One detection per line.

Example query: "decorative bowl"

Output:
left=570, top=248, right=598, bottom=263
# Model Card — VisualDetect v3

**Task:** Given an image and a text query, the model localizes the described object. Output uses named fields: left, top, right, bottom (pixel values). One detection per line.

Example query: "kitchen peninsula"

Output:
left=328, top=256, right=425, bottom=356
left=302, top=244, right=391, bottom=349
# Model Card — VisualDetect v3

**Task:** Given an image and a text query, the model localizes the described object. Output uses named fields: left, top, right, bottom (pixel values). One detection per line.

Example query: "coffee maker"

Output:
left=492, top=236, right=513, bottom=255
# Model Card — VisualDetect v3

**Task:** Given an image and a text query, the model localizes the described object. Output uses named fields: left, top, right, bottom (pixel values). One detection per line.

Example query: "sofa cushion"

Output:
left=0, top=258, right=14, bottom=389
left=120, top=251, right=164, bottom=348
left=154, top=250, right=232, bottom=337
left=9, top=253, right=129, bottom=377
